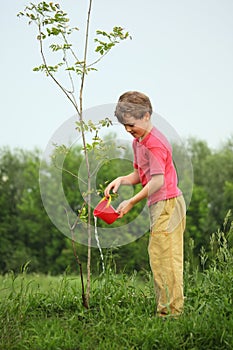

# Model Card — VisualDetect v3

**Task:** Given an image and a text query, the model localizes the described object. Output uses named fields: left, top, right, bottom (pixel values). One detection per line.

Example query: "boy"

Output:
left=104, top=91, right=186, bottom=317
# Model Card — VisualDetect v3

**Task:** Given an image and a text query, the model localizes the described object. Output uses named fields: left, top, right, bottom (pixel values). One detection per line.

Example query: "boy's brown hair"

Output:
left=115, top=91, right=153, bottom=124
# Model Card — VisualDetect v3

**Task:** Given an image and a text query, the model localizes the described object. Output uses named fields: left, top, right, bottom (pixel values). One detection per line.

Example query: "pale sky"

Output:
left=1, top=0, right=233, bottom=151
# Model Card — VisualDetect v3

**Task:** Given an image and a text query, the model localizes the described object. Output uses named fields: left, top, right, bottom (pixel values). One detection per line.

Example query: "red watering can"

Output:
left=93, top=196, right=119, bottom=224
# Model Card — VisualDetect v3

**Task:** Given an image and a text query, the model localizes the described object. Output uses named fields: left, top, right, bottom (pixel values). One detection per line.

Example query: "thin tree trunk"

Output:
left=79, top=0, right=93, bottom=304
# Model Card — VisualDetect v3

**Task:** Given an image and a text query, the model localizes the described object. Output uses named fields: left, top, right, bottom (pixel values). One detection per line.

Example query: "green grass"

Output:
left=0, top=265, right=233, bottom=350
left=1, top=229, right=233, bottom=349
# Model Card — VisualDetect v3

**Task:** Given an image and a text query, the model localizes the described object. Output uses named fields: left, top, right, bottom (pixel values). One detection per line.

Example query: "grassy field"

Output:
left=0, top=232, right=233, bottom=349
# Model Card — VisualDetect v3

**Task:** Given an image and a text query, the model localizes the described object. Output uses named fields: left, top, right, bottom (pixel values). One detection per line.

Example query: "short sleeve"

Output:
left=148, top=146, right=167, bottom=175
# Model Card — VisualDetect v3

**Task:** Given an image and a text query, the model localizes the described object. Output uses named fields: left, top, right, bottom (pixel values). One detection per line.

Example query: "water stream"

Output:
left=94, top=216, right=105, bottom=273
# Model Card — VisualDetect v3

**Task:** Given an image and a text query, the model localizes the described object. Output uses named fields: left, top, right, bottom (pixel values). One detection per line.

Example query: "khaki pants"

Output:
left=148, top=195, right=186, bottom=316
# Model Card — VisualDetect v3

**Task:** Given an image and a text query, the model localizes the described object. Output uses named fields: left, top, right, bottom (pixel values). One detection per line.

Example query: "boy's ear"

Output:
left=144, top=112, right=151, bottom=121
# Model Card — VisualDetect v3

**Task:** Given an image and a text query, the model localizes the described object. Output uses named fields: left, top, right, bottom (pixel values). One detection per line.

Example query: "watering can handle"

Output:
left=99, top=195, right=111, bottom=208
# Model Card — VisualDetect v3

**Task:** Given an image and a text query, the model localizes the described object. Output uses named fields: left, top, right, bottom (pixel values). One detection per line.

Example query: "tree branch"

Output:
left=38, top=21, right=80, bottom=116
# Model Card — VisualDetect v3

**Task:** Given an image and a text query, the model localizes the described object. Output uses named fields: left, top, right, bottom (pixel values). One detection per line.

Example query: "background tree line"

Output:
left=0, top=135, right=232, bottom=275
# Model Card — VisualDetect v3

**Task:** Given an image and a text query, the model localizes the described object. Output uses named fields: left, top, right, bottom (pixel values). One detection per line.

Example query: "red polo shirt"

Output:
left=133, top=127, right=182, bottom=206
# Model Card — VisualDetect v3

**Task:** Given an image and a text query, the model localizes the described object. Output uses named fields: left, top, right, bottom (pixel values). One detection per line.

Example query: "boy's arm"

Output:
left=104, top=169, right=140, bottom=198
left=131, top=174, right=164, bottom=204
left=116, top=174, right=164, bottom=218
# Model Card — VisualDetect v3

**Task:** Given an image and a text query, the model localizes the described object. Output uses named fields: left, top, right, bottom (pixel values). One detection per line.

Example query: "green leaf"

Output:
left=66, top=67, right=75, bottom=71
left=47, top=27, right=61, bottom=36
left=86, top=67, right=98, bottom=72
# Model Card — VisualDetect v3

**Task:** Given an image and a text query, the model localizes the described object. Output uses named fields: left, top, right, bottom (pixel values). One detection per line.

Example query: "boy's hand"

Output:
left=116, top=199, right=134, bottom=218
left=104, top=177, right=122, bottom=198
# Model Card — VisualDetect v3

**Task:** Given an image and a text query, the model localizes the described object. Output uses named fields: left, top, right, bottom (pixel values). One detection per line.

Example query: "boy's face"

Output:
left=121, top=113, right=151, bottom=140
